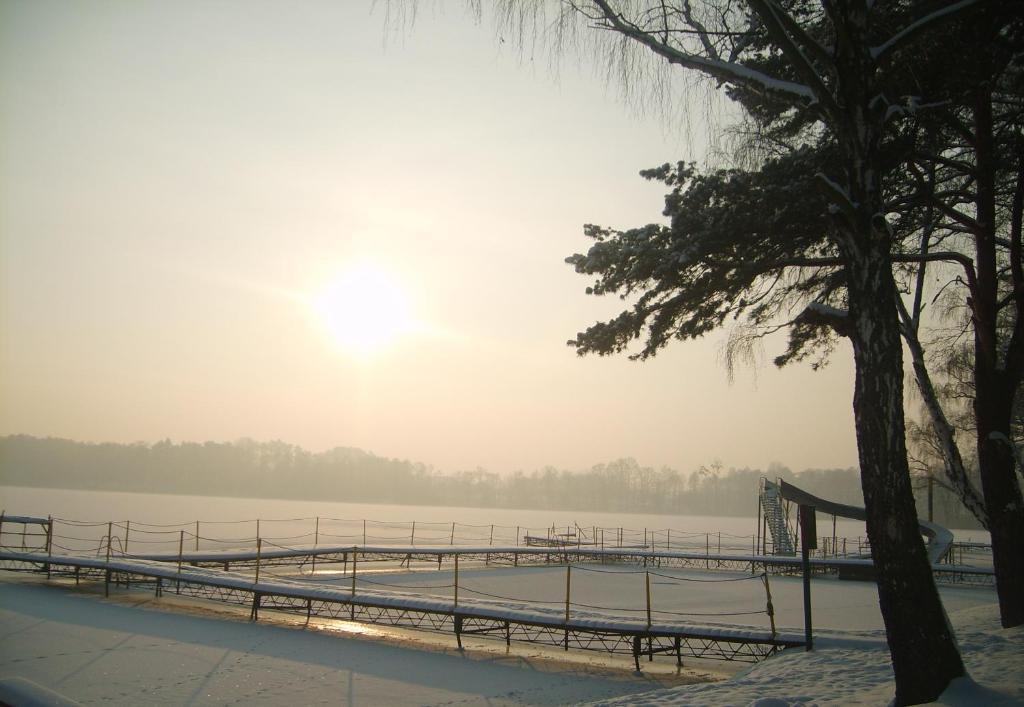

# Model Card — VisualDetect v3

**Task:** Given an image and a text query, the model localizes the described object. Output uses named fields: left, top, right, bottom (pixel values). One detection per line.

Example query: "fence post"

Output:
left=45, top=516, right=53, bottom=579
left=176, top=530, right=184, bottom=594
left=363, top=519, right=367, bottom=545
left=761, top=573, right=777, bottom=639
left=195, top=521, right=200, bottom=552
left=124, top=520, right=130, bottom=555
left=351, top=547, right=358, bottom=596
left=255, top=537, right=262, bottom=584
left=411, top=521, right=416, bottom=546
left=454, top=554, right=459, bottom=608
left=489, top=524, right=494, bottom=546
left=256, top=519, right=260, bottom=544
left=705, top=533, right=710, bottom=569
left=516, top=526, right=520, bottom=546
left=645, top=571, right=652, bottom=629
left=667, top=529, right=671, bottom=551
left=0, top=511, right=4, bottom=547
left=312, top=517, right=319, bottom=575
left=450, top=522, right=455, bottom=545
left=106, top=522, right=113, bottom=562
left=564, top=565, right=571, bottom=624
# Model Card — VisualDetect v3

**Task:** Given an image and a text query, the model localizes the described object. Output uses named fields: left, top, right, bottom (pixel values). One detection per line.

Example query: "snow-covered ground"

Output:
left=0, top=575, right=680, bottom=706
left=0, top=567, right=1021, bottom=706
left=596, top=602, right=1024, bottom=706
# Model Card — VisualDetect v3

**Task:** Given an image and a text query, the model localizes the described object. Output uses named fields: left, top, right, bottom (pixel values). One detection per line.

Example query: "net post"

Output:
left=255, top=537, right=262, bottom=584
left=761, top=572, right=777, bottom=639
left=645, top=571, right=652, bottom=629
left=564, top=565, right=571, bottom=624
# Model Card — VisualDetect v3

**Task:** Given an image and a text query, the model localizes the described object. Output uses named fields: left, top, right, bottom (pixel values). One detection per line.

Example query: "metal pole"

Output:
left=454, top=554, right=459, bottom=607
left=351, top=547, right=357, bottom=597
left=645, top=571, right=652, bottom=629
left=350, top=547, right=357, bottom=621
left=124, top=520, right=130, bottom=555
left=106, top=522, right=113, bottom=562
left=195, top=520, right=200, bottom=551
left=255, top=537, right=262, bottom=584
left=177, top=530, right=184, bottom=574
left=761, top=573, right=777, bottom=639
left=411, top=521, right=416, bottom=546
left=802, top=543, right=813, bottom=650
left=832, top=515, right=837, bottom=557
left=755, top=490, right=762, bottom=556
left=312, top=517, right=319, bottom=575
left=489, top=524, right=494, bottom=546
left=46, top=516, right=53, bottom=579
left=450, top=521, right=455, bottom=545
left=798, top=505, right=815, bottom=651
left=564, top=565, right=571, bottom=624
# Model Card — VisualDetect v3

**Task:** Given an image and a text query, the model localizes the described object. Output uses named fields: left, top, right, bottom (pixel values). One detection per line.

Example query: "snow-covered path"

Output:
left=1, top=569, right=1020, bottom=706
left=0, top=577, right=680, bottom=706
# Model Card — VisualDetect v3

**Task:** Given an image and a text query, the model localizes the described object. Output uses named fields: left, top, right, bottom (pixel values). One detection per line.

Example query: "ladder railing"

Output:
left=760, top=478, right=795, bottom=556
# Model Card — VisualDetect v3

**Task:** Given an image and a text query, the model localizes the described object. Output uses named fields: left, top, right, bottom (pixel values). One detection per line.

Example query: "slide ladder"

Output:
left=759, top=478, right=795, bottom=555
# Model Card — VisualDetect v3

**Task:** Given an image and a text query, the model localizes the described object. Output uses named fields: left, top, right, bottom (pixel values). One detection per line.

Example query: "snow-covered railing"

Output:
left=0, top=547, right=804, bottom=668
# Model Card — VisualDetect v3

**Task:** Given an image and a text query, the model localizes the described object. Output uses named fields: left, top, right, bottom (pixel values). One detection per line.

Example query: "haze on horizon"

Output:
left=0, top=0, right=860, bottom=478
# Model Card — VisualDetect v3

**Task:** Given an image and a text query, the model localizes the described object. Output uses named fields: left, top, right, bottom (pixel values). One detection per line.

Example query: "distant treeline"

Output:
left=0, top=435, right=979, bottom=525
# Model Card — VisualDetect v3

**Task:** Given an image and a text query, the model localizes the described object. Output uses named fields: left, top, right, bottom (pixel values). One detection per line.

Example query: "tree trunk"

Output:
left=845, top=252, right=966, bottom=704
left=971, top=78, right=1024, bottom=628
left=975, top=369, right=1024, bottom=627
left=828, top=2, right=965, bottom=700
left=899, top=305, right=990, bottom=527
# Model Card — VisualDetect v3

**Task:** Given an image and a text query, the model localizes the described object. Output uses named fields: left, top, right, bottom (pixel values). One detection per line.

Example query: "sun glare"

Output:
left=312, top=263, right=413, bottom=355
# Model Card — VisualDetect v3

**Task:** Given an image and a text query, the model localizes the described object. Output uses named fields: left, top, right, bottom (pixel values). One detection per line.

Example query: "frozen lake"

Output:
left=0, top=485, right=991, bottom=549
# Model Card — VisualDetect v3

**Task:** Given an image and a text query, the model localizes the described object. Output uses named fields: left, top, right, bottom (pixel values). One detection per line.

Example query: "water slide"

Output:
left=761, top=478, right=954, bottom=566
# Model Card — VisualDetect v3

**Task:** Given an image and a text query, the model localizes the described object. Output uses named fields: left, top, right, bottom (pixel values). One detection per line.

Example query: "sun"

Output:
left=311, top=263, right=413, bottom=355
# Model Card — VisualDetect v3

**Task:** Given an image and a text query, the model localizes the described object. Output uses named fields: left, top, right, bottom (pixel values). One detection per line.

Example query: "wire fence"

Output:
left=0, top=510, right=988, bottom=571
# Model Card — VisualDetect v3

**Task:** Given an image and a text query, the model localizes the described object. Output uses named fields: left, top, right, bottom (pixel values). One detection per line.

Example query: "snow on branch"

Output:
left=587, top=0, right=818, bottom=106
left=872, top=0, right=981, bottom=62
left=814, top=172, right=857, bottom=220
left=796, top=301, right=852, bottom=337
left=746, top=0, right=840, bottom=119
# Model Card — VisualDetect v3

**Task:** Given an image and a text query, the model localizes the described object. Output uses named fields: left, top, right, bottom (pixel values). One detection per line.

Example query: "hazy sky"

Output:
left=0, top=0, right=860, bottom=475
